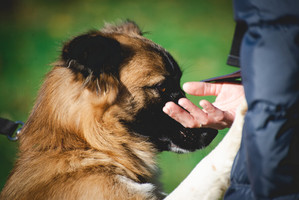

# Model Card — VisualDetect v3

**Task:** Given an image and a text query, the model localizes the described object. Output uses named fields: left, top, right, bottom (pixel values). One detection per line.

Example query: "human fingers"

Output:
left=178, top=98, right=208, bottom=128
left=200, top=99, right=234, bottom=128
left=199, top=100, right=224, bottom=122
left=178, top=98, right=229, bottom=129
left=183, top=82, right=222, bottom=97
left=163, top=101, right=196, bottom=128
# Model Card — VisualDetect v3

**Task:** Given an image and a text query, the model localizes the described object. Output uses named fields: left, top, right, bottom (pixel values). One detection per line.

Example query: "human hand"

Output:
left=163, top=82, right=245, bottom=130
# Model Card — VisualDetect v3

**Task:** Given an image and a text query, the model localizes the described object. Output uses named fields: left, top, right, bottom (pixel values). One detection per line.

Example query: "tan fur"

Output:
left=1, top=23, right=169, bottom=200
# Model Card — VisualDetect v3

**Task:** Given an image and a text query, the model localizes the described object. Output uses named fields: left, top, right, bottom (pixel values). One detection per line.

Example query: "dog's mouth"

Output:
left=153, top=101, right=218, bottom=152
left=153, top=120, right=218, bottom=152
left=159, top=137, right=191, bottom=153
left=124, top=99, right=218, bottom=153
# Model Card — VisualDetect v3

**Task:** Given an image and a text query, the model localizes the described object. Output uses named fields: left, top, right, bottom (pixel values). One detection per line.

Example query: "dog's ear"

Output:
left=62, top=33, right=122, bottom=77
left=102, top=20, right=143, bottom=36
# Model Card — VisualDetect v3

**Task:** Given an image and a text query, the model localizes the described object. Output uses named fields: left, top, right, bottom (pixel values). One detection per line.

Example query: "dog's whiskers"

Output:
left=96, top=78, right=101, bottom=95
left=67, top=59, right=75, bottom=69
left=82, top=72, right=93, bottom=89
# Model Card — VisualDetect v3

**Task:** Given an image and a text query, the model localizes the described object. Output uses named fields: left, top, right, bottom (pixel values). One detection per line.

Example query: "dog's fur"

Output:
left=0, top=21, right=218, bottom=200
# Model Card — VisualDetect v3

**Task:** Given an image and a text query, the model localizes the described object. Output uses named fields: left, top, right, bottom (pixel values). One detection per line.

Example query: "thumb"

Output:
left=183, top=82, right=222, bottom=97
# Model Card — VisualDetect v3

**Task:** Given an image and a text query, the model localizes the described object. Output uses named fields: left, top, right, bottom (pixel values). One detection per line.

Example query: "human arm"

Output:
left=165, top=100, right=247, bottom=200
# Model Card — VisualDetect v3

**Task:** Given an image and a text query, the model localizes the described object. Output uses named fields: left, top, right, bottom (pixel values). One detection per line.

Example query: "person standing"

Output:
left=164, top=0, right=299, bottom=199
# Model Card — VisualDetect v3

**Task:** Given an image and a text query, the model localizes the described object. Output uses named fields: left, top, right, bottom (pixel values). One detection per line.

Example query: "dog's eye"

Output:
left=160, top=88, right=166, bottom=92
left=155, top=83, right=167, bottom=93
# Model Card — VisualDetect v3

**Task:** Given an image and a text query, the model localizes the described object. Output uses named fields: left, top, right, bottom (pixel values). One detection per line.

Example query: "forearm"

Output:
left=165, top=101, right=246, bottom=200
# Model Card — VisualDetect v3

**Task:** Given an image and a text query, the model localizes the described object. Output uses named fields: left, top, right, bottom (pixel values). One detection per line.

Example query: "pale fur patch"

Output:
left=159, top=138, right=190, bottom=154
left=117, top=175, right=157, bottom=199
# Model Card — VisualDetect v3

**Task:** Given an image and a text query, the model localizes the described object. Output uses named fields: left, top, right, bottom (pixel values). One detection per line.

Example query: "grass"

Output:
left=0, top=0, right=236, bottom=193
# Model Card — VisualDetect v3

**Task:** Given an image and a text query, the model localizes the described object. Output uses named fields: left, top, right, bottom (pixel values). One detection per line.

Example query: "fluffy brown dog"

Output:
left=0, top=21, right=217, bottom=200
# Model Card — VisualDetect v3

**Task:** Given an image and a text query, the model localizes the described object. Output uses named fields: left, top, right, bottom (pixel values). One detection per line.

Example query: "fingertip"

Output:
left=178, top=98, right=188, bottom=106
left=200, top=100, right=216, bottom=113
left=182, top=82, right=190, bottom=91
left=164, top=101, right=176, bottom=108
left=163, top=106, right=169, bottom=114
left=199, top=99, right=209, bottom=108
left=163, top=101, right=179, bottom=115
left=182, top=82, right=196, bottom=93
left=163, top=102, right=172, bottom=114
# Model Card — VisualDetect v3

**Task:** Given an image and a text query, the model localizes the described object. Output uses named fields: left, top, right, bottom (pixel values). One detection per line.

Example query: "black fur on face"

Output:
left=61, top=20, right=218, bottom=153
left=124, top=49, right=218, bottom=153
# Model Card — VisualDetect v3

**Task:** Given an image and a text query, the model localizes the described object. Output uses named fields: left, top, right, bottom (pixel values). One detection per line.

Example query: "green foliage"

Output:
left=0, top=0, right=236, bottom=193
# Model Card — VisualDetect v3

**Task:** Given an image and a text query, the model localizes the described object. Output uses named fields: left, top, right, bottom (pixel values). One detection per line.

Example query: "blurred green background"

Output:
left=0, top=0, right=237, bottom=193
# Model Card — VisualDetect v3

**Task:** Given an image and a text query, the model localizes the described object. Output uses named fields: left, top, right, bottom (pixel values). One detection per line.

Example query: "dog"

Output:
left=0, top=20, right=218, bottom=200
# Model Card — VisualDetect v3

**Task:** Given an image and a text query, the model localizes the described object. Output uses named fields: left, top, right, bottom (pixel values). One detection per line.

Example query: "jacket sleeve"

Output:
left=225, top=0, right=299, bottom=199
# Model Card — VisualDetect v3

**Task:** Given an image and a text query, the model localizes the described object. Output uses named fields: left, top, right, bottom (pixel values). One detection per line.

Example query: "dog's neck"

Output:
left=19, top=115, right=158, bottom=184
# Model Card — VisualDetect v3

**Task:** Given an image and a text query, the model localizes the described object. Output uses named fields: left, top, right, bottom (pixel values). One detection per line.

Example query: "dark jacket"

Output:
left=224, top=0, right=299, bottom=199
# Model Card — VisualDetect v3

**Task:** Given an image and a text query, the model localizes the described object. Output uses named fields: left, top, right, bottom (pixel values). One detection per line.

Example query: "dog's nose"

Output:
left=170, top=89, right=185, bottom=103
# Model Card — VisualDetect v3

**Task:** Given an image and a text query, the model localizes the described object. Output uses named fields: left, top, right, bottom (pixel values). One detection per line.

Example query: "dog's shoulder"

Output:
left=117, top=175, right=165, bottom=200
left=48, top=172, right=163, bottom=200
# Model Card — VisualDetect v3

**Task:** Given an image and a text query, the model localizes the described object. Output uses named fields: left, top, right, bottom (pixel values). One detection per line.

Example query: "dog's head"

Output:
left=60, top=20, right=217, bottom=153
